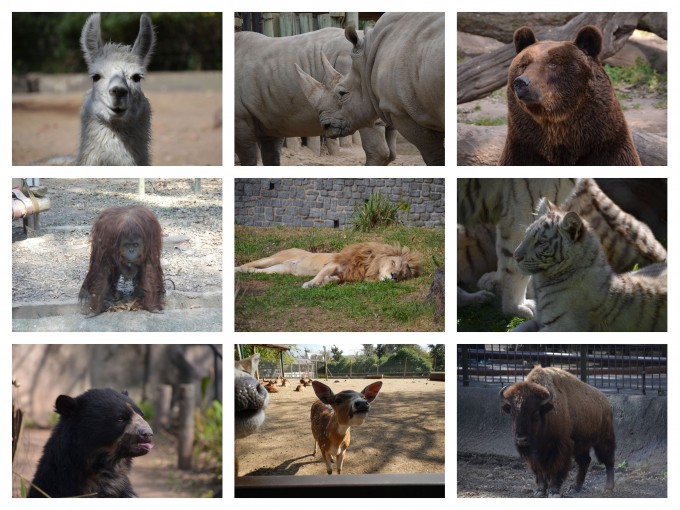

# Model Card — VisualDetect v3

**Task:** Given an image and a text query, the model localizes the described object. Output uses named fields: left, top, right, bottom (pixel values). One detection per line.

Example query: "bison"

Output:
left=500, top=365, right=615, bottom=496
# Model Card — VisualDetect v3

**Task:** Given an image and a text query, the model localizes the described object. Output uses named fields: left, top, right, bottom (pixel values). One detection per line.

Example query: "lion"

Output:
left=235, top=242, right=422, bottom=288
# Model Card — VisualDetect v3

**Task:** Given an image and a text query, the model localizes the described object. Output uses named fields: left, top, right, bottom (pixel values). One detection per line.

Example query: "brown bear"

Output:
left=499, top=25, right=641, bottom=166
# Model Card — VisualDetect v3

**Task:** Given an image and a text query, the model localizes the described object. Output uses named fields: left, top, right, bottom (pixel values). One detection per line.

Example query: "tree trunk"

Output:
left=457, top=12, right=646, bottom=104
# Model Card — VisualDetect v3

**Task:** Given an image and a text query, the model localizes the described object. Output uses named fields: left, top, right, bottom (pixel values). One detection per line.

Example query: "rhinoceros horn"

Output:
left=294, top=63, right=327, bottom=111
left=320, top=51, right=343, bottom=88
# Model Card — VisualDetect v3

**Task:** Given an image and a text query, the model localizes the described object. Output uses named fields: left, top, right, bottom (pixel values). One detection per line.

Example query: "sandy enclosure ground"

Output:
left=12, top=178, right=223, bottom=306
left=236, top=377, right=445, bottom=477
left=274, top=134, right=428, bottom=166
left=457, top=452, right=667, bottom=498
left=12, top=77, right=222, bottom=166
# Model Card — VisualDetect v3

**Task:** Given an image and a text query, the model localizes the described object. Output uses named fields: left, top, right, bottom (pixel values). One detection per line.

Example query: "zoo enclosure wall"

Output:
left=458, top=344, right=667, bottom=395
left=235, top=178, right=445, bottom=229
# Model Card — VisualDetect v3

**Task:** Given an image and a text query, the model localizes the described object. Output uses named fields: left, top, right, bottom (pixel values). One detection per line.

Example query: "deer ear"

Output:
left=362, top=381, right=383, bottom=402
left=312, top=381, right=334, bottom=404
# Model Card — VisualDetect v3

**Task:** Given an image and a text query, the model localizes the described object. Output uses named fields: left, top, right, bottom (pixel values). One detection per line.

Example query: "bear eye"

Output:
left=547, top=62, right=558, bottom=70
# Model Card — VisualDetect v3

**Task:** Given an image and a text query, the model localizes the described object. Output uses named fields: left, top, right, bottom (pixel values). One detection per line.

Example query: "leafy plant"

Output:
left=350, top=192, right=404, bottom=232
left=193, top=400, right=222, bottom=482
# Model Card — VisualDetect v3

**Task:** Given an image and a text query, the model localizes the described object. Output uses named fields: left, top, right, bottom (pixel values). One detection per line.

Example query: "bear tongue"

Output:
left=139, top=442, right=154, bottom=451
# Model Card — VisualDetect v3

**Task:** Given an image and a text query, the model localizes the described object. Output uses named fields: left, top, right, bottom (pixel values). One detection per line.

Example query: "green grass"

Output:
left=605, top=58, right=667, bottom=97
left=460, top=116, right=507, bottom=126
left=235, top=225, right=444, bottom=332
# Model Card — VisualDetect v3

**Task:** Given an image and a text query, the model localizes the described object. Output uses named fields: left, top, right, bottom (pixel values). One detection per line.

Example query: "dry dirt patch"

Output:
left=236, top=377, right=445, bottom=477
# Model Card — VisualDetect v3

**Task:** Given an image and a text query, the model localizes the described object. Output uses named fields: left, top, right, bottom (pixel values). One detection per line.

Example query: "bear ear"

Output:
left=575, top=25, right=603, bottom=58
left=55, top=395, right=77, bottom=416
left=121, top=389, right=129, bottom=396
left=514, top=26, right=537, bottom=54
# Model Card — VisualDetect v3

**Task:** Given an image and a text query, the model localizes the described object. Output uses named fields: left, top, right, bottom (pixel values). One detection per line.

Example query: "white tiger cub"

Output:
left=513, top=199, right=667, bottom=332
left=457, top=178, right=667, bottom=318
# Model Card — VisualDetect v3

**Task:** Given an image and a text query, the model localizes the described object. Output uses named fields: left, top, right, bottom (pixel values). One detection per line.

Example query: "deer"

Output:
left=310, top=380, right=383, bottom=475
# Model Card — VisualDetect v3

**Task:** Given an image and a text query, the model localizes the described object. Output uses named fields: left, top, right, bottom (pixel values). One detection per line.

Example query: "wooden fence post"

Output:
left=178, top=384, right=195, bottom=470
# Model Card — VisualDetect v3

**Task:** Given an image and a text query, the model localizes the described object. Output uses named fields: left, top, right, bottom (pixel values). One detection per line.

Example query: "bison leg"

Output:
left=573, top=450, right=592, bottom=491
left=533, top=473, right=548, bottom=497
left=593, top=441, right=616, bottom=491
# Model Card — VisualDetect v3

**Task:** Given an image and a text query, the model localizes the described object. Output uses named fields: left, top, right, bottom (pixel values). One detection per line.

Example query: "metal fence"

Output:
left=457, top=344, right=667, bottom=395
left=257, top=359, right=433, bottom=379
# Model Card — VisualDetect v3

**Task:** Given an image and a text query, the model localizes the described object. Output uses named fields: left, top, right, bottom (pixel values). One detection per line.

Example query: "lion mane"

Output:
left=333, top=242, right=422, bottom=282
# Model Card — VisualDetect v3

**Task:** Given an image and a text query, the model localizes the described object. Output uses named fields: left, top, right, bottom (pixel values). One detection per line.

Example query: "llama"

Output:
left=76, top=13, right=155, bottom=166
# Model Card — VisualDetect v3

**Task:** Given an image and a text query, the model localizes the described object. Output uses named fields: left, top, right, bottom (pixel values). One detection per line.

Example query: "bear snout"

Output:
left=513, top=75, right=533, bottom=100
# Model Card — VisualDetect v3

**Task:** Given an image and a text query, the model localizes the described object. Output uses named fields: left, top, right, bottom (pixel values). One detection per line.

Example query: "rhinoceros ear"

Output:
left=294, top=63, right=326, bottom=110
left=320, top=52, right=343, bottom=87
left=345, top=25, right=364, bottom=54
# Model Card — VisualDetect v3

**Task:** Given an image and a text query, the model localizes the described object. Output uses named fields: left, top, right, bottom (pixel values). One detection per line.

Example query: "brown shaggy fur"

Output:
left=333, top=242, right=421, bottom=282
left=500, top=366, right=616, bottom=496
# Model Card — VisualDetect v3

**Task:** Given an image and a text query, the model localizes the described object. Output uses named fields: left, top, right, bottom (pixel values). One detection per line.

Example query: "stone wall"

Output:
left=235, top=178, right=445, bottom=229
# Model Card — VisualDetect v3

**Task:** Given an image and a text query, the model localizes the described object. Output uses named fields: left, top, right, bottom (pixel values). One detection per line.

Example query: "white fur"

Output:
left=76, top=13, right=155, bottom=166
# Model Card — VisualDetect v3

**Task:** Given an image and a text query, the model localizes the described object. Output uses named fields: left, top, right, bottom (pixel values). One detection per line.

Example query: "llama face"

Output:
left=77, top=13, right=155, bottom=165
left=80, top=14, right=155, bottom=124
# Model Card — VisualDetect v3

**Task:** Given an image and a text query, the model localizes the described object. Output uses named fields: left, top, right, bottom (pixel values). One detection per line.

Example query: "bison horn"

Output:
left=499, top=384, right=512, bottom=401
left=540, top=387, right=554, bottom=406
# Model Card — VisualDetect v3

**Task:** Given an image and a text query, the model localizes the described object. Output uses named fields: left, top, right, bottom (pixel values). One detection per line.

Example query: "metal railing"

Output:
left=457, top=344, right=666, bottom=395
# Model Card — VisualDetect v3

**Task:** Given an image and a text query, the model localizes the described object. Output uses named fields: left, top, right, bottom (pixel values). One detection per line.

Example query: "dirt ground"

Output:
left=457, top=94, right=667, bottom=136
left=236, top=377, right=445, bottom=477
left=13, top=428, right=220, bottom=498
left=12, top=88, right=222, bottom=166
left=457, top=452, right=667, bottom=498
left=274, top=134, right=427, bottom=166
left=12, top=178, right=222, bottom=306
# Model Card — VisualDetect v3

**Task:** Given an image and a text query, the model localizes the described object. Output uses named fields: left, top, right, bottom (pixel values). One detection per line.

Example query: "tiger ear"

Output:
left=561, top=211, right=583, bottom=240
left=536, top=197, right=554, bottom=216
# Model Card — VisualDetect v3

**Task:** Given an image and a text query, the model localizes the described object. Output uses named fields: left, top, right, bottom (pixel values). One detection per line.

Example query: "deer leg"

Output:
left=336, top=445, right=348, bottom=474
left=322, top=451, right=333, bottom=475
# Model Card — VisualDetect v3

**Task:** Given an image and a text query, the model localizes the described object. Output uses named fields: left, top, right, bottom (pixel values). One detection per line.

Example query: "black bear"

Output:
left=499, top=25, right=641, bottom=165
left=28, top=388, right=153, bottom=498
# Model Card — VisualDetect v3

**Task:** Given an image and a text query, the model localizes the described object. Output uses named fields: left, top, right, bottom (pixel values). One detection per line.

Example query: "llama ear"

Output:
left=80, top=13, right=103, bottom=66
left=133, top=14, right=156, bottom=68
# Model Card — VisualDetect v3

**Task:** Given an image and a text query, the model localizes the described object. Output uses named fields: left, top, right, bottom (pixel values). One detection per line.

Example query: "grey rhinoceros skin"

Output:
left=235, top=28, right=395, bottom=166
left=295, top=13, right=445, bottom=166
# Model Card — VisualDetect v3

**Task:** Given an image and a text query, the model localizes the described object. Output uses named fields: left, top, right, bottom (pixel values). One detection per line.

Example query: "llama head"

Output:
left=80, top=13, right=155, bottom=124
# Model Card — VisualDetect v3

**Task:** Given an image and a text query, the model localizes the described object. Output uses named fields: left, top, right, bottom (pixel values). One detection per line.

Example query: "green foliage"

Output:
left=330, top=345, right=344, bottom=362
left=322, top=345, right=433, bottom=375
left=193, top=400, right=222, bottom=481
left=604, top=58, right=667, bottom=96
left=428, top=344, right=445, bottom=371
left=350, top=192, right=404, bottom=232
left=459, top=116, right=507, bottom=126
left=12, top=12, right=223, bottom=74
left=138, top=400, right=156, bottom=422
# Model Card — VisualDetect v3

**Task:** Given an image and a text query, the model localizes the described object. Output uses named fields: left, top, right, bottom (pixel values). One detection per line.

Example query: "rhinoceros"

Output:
left=295, top=13, right=445, bottom=166
left=235, top=28, right=396, bottom=166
